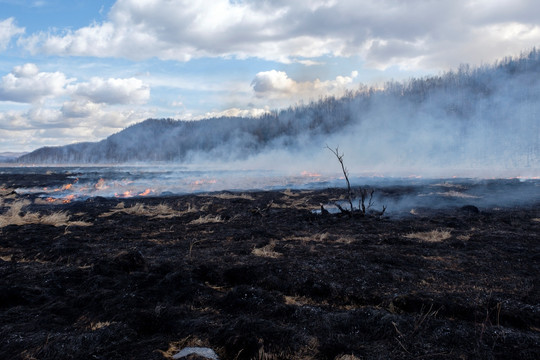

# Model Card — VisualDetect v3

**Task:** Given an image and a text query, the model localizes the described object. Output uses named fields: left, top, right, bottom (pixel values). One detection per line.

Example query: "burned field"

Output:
left=0, top=174, right=539, bottom=359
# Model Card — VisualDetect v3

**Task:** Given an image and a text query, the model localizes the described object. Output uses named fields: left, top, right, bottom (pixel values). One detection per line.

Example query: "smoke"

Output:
left=18, top=50, right=540, bottom=179
left=236, top=54, right=540, bottom=178
left=8, top=165, right=538, bottom=217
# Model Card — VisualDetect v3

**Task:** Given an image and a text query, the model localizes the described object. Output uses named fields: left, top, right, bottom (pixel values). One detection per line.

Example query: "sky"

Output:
left=1, top=0, right=540, bottom=153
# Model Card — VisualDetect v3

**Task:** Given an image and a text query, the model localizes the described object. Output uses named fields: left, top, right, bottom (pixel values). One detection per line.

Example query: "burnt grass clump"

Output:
left=0, top=183, right=539, bottom=359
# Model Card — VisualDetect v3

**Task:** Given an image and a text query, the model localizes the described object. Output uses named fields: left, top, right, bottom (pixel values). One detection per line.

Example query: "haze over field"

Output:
left=14, top=50, right=540, bottom=178
left=1, top=0, right=540, bottom=162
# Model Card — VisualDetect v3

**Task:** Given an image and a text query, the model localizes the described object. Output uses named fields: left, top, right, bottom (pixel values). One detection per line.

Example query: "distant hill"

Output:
left=0, top=152, right=27, bottom=163
left=18, top=49, right=540, bottom=169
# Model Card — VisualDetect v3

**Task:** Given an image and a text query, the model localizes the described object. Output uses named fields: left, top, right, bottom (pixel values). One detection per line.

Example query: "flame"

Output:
left=95, top=178, right=109, bottom=190
left=48, top=182, right=76, bottom=192
left=191, top=179, right=217, bottom=186
left=62, top=194, right=75, bottom=203
left=138, top=188, right=152, bottom=196
left=301, top=171, right=321, bottom=177
left=115, top=191, right=133, bottom=198
left=45, top=197, right=56, bottom=203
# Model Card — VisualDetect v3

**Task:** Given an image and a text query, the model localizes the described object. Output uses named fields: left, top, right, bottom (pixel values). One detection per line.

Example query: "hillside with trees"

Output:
left=18, top=49, right=540, bottom=169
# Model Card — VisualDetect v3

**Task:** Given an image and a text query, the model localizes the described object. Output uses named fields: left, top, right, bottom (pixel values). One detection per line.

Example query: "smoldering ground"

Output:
left=0, top=178, right=539, bottom=359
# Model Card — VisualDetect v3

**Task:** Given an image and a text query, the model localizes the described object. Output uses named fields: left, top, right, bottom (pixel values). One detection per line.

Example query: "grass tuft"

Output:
left=188, top=214, right=223, bottom=225
left=0, top=200, right=91, bottom=227
left=252, top=241, right=282, bottom=258
left=100, top=202, right=196, bottom=218
left=210, top=192, right=254, bottom=200
left=405, top=229, right=452, bottom=242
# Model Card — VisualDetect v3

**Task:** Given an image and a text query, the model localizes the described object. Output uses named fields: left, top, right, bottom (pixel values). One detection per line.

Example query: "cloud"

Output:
left=18, top=0, right=540, bottom=69
left=0, top=17, right=24, bottom=51
left=72, top=77, right=150, bottom=105
left=0, top=63, right=153, bottom=151
left=0, top=64, right=149, bottom=105
left=251, top=71, right=297, bottom=96
left=251, top=70, right=358, bottom=99
left=0, top=104, right=155, bottom=151
left=0, top=63, right=72, bottom=103
left=61, top=100, right=102, bottom=118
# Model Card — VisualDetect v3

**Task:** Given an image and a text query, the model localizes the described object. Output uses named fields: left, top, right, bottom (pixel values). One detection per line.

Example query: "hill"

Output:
left=18, top=49, right=540, bottom=170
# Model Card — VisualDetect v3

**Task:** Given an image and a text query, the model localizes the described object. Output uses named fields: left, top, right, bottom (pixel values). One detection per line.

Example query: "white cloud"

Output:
left=0, top=64, right=149, bottom=106
left=0, top=104, right=155, bottom=151
left=18, top=0, right=540, bottom=70
left=61, top=100, right=102, bottom=118
left=0, top=63, right=71, bottom=103
left=251, top=71, right=297, bottom=96
left=72, top=77, right=150, bottom=105
left=0, top=17, right=24, bottom=51
left=252, top=70, right=358, bottom=100
left=0, top=110, right=30, bottom=130
left=0, top=63, right=153, bottom=151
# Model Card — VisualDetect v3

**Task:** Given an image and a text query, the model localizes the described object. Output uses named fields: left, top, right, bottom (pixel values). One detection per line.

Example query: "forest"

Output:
left=17, top=49, right=540, bottom=170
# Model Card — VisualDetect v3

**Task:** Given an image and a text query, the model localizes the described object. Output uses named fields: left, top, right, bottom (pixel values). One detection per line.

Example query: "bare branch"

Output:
left=326, top=145, right=354, bottom=214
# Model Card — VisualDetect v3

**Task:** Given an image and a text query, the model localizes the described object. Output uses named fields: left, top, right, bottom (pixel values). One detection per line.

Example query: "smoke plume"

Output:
left=18, top=49, right=540, bottom=178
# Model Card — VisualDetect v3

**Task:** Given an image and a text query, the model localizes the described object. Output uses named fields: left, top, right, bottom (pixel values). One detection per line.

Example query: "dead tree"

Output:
left=326, top=145, right=387, bottom=218
left=326, top=145, right=354, bottom=215
left=359, top=188, right=374, bottom=214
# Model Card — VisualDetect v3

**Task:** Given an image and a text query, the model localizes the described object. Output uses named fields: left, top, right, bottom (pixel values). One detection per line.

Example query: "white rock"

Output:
left=172, top=347, right=219, bottom=360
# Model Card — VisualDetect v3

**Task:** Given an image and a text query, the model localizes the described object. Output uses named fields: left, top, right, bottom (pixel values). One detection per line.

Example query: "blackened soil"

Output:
left=0, top=186, right=539, bottom=359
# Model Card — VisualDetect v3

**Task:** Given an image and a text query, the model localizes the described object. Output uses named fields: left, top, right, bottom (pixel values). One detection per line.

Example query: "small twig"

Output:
left=188, top=239, right=200, bottom=260
left=334, top=202, right=351, bottom=216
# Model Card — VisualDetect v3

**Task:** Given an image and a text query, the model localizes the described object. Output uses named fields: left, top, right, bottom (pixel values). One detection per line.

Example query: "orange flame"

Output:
left=191, top=179, right=217, bottom=186
left=95, top=178, right=109, bottom=190
left=62, top=194, right=75, bottom=203
left=301, top=171, right=321, bottom=178
left=138, top=189, right=152, bottom=196
left=115, top=191, right=133, bottom=198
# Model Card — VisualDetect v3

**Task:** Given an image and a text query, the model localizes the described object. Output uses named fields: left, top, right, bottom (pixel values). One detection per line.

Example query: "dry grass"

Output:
left=209, top=192, right=254, bottom=200
left=0, top=187, right=16, bottom=197
left=431, top=182, right=466, bottom=189
left=252, top=241, right=282, bottom=258
left=335, top=355, right=362, bottom=360
left=188, top=214, right=223, bottom=225
left=0, top=200, right=92, bottom=228
left=283, top=232, right=337, bottom=243
left=419, top=191, right=479, bottom=199
left=89, top=321, right=113, bottom=331
left=100, top=202, right=195, bottom=218
left=282, top=188, right=299, bottom=197
left=405, top=229, right=452, bottom=242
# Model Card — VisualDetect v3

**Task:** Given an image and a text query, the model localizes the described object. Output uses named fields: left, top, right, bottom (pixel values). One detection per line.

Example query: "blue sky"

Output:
left=1, top=0, right=540, bottom=153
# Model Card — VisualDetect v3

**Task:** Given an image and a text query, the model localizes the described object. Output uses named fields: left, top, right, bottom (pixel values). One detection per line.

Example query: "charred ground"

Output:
left=0, top=174, right=539, bottom=359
